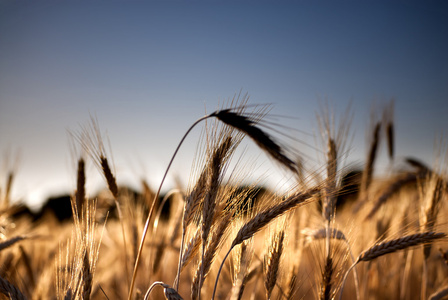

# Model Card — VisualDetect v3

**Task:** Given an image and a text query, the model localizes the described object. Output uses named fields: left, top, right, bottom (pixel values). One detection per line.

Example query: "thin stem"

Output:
left=211, top=247, right=233, bottom=300
left=344, top=241, right=360, bottom=300
left=173, top=225, right=186, bottom=291
left=338, top=262, right=357, bottom=300
left=128, top=115, right=210, bottom=300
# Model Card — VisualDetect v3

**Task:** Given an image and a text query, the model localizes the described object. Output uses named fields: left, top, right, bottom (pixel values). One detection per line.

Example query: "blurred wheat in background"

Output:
left=1, top=99, right=448, bottom=300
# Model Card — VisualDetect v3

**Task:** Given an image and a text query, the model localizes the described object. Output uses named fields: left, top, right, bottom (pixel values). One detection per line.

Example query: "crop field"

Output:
left=1, top=99, right=447, bottom=300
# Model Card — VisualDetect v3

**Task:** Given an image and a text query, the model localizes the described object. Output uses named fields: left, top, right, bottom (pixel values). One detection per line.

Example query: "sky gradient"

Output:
left=1, top=1, right=448, bottom=209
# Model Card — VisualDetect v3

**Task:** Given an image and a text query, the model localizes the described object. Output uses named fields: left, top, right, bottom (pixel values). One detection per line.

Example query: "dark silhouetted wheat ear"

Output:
left=0, top=235, right=28, bottom=252
left=383, top=99, right=395, bottom=160
left=75, top=157, right=85, bottom=217
left=210, top=109, right=298, bottom=173
left=361, top=122, right=380, bottom=195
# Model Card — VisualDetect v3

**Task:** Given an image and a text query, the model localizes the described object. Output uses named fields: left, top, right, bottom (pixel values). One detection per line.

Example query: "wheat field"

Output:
left=1, top=99, right=447, bottom=300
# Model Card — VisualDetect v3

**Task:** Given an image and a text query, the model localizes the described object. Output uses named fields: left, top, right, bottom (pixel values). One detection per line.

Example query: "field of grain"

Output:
left=1, top=100, right=447, bottom=300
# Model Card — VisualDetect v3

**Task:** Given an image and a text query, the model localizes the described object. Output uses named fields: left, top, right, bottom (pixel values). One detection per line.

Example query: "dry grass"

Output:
left=1, top=99, right=448, bottom=300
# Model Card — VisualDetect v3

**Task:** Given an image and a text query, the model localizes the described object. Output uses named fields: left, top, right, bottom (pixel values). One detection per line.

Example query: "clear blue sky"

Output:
left=1, top=1, right=447, bottom=209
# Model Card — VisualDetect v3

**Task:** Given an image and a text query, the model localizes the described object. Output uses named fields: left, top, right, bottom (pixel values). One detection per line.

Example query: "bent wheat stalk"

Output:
left=129, top=105, right=300, bottom=299
left=144, top=281, right=183, bottom=300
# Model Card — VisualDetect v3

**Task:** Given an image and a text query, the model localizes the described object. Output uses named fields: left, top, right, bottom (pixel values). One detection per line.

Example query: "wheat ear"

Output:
left=0, top=235, right=29, bottom=252
left=81, top=251, right=92, bottom=300
left=75, top=157, right=86, bottom=217
left=264, top=229, right=285, bottom=300
left=421, top=174, right=444, bottom=298
left=210, top=109, right=298, bottom=173
left=3, top=171, right=13, bottom=207
left=174, top=159, right=209, bottom=291
left=358, top=232, right=446, bottom=262
left=339, top=231, right=446, bottom=300
left=361, top=122, right=380, bottom=194
left=383, top=100, right=395, bottom=161
left=197, top=136, right=233, bottom=299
